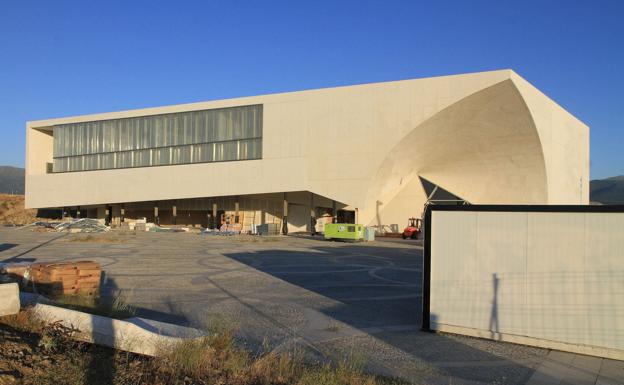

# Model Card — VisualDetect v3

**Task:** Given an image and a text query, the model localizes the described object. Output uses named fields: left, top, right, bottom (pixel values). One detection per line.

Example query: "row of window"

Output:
left=52, top=138, right=261, bottom=173
left=53, top=104, right=263, bottom=158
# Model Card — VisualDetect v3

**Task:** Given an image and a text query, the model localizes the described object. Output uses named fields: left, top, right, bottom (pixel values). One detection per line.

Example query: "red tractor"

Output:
left=402, top=217, right=422, bottom=239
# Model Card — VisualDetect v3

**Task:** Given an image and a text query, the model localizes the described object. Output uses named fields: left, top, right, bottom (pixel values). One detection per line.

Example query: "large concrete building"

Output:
left=25, top=69, right=589, bottom=233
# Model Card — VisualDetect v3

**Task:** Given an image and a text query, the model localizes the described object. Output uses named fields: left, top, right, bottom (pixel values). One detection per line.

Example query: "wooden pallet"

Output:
left=29, top=261, right=102, bottom=296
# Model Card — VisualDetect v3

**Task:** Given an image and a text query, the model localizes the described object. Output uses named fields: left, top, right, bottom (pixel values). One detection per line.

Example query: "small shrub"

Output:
left=162, top=337, right=215, bottom=378
left=0, top=307, right=44, bottom=333
left=37, top=321, right=80, bottom=353
left=249, top=350, right=299, bottom=384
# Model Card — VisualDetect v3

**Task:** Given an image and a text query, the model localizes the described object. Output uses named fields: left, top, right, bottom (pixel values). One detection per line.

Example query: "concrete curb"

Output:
left=0, top=283, right=20, bottom=316
left=20, top=292, right=205, bottom=357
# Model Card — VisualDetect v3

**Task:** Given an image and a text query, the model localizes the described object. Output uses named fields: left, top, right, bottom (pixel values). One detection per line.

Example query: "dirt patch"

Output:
left=0, top=310, right=408, bottom=385
left=0, top=311, right=152, bottom=385
left=62, top=232, right=136, bottom=243
left=0, top=195, right=38, bottom=226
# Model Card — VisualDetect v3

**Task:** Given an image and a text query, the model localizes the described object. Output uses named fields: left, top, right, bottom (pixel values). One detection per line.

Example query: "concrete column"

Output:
left=282, top=193, right=288, bottom=235
left=355, top=208, right=359, bottom=224
left=310, top=192, right=316, bottom=235
left=120, top=204, right=125, bottom=223
left=105, top=206, right=111, bottom=226
left=77, top=206, right=81, bottom=219
left=154, top=206, right=159, bottom=226
left=172, top=205, right=177, bottom=225
left=332, top=200, right=337, bottom=223
left=234, top=200, right=240, bottom=224
left=212, top=202, right=217, bottom=229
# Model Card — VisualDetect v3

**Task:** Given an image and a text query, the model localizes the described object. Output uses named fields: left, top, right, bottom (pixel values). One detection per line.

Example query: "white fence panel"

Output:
left=425, top=207, right=624, bottom=359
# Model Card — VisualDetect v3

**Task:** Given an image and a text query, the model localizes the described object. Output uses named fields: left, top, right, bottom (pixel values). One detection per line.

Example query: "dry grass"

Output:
left=157, top=327, right=400, bottom=385
left=64, top=232, right=135, bottom=243
left=50, top=292, right=137, bottom=319
left=0, top=194, right=39, bottom=226
left=1, top=307, right=45, bottom=334
left=1, top=308, right=408, bottom=385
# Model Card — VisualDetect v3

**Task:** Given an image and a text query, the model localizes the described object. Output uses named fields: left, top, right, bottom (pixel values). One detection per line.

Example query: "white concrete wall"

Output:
left=429, top=209, right=624, bottom=359
left=26, top=70, right=589, bottom=229
left=511, top=73, right=590, bottom=204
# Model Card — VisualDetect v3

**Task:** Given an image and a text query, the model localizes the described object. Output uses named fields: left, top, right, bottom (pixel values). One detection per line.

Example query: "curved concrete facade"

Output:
left=26, top=69, right=588, bottom=229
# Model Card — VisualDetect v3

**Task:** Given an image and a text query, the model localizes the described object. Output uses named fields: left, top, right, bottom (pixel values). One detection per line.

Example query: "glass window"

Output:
left=52, top=104, right=262, bottom=172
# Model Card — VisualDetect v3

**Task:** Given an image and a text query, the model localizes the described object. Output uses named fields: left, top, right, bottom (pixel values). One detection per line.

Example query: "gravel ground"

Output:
left=0, top=228, right=549, bottom=384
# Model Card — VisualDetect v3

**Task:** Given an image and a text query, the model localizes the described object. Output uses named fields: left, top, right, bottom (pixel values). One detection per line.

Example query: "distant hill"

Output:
left=0, top=194, right=38, bottom=225
left=0, top=166, right=24, bottom=194
left=590, top=175, right=624, bottom=204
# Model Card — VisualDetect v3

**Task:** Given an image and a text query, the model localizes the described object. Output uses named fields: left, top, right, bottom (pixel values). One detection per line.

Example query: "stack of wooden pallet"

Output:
left=29, top=261, right=101, bottom=296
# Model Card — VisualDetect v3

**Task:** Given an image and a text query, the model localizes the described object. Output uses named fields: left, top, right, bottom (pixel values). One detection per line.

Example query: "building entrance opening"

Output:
left=337, top=209, right=356, bottom=224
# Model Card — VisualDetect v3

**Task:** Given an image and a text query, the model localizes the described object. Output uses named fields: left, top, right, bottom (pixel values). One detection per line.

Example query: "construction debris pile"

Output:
left=256, top=223, right=280, bottom=236
left=202, top=223, right=243, bottom=236
left=23, top=221, right=59, bottom=230
left=149, top=226, right=189, bottom=233
left=54, top=218, right=109, bottom=233
left=119, top=217, right=189, bottom=232
left=1, top=260, right=101, bottom=296
left=21, top=218, right=109, bottom=233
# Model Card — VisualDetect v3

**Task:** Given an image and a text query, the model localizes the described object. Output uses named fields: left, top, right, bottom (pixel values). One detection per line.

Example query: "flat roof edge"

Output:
left=26, top=69, right=513, bottom=128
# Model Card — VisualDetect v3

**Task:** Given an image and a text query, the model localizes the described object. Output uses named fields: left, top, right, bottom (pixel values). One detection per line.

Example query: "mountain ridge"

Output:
left=0, top=166, right=24, bottom=194
left=590, top=175, right=624, bottom=204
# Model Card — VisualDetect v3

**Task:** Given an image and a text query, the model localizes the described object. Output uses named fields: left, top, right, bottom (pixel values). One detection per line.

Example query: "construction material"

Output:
left=120, top=221, right=136, bottom=231
left=131, top=218, right=154, bottom=231
left=18, top=221, right=60, bottom=231
left=0, top=283, right=20, bottom=316
left=221, top=223, right=242, bottom=232
left=0, top=261, right=33, bottom=278
left=149, top=226, right=189, bottom=233
left=36, top=261, right=101, bottom=296
left=324, top=223, right=364, bottom=241
left=6, top=261, right=102, bottom=296
left=363, top=227, right=376, bottom=241
left=201, top=223, right=241, bottom=236
left=54, top=218, right=109, bottom=233
left=256, top=223, right=279, bottom=236
left=218, top=223, right=242, bottom=235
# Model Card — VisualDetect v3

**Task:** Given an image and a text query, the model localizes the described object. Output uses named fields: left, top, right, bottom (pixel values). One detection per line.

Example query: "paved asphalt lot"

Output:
left=1, top=228, right=555, bottom=384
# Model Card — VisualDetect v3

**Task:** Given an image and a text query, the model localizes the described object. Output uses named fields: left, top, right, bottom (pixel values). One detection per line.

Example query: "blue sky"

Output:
left=1, top=1, right=622, bottom=178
